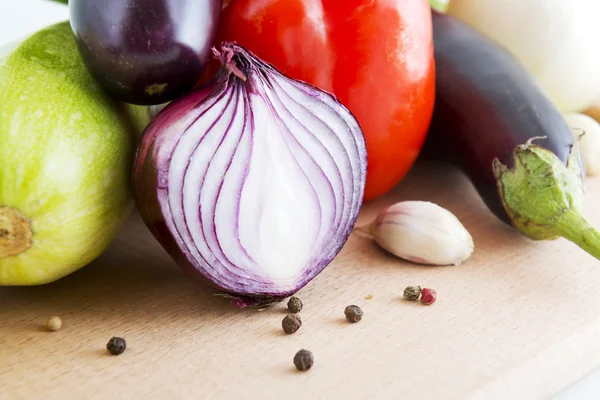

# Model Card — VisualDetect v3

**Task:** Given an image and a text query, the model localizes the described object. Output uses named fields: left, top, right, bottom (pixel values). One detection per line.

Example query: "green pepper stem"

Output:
left=557, top=211, right=600, bottom=260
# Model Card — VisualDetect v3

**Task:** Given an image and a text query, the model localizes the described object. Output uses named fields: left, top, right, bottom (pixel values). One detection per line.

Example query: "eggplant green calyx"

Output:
left=0, top=206, right=33, bottom=258
left=493, top=137, right=600, bottom=260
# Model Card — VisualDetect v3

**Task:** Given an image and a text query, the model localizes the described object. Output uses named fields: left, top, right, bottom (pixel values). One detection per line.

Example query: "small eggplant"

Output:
left=426, top=10, right=600, bottom=260
left=69, top=0, right=222, bottom=105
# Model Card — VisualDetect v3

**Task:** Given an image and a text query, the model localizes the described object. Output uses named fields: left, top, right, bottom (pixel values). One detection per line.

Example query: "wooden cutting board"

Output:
left=2, top=162, right=600, bottom=400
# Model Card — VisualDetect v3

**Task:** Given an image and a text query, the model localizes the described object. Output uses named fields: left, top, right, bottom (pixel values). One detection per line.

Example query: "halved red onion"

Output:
left=133, top=43, right=367, bottom=307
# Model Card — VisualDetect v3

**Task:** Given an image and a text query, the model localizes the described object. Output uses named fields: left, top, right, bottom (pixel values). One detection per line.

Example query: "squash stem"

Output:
left=0, top=206, right=33, bottom=258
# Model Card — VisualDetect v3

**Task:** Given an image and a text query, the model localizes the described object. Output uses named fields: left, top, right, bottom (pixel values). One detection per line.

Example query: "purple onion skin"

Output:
left=69, top=0, right=222, bottom=105
left=133, top=84, right=232, bottom=297
left=132, top=43, right=367, bottom=307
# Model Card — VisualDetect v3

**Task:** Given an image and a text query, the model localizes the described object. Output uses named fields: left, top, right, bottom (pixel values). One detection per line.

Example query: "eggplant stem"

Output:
left=523, top=135, right=548, bottom=149
left=493, top=138, right=600, bottom=261
left=557, top=211, right=600, bottom=260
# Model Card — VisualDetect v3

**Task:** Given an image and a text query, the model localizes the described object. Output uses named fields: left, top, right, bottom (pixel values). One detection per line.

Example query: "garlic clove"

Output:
left=564, top=112, right=600, bottom=176
left=370, top=201, right=474, bottom=266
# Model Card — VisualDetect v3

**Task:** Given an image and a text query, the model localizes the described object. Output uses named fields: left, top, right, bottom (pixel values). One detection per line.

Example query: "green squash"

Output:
left=0, top=21, right=148, bottom=285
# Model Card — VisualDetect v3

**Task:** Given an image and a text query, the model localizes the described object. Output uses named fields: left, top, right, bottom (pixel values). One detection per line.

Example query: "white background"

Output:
left=0, top=0, right=597, bottom=398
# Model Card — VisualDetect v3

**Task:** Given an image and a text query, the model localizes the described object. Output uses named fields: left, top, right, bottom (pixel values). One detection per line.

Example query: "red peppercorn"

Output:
left=420, top=288, right=437, bottom=305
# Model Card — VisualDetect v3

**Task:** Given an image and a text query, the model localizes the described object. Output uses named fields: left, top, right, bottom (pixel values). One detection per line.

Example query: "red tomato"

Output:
left=216, top=0, right=436, bottom=201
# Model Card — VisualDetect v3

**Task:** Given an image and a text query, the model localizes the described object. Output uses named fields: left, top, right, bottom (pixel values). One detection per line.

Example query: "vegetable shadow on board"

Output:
left=1, top=162, right=568, bottom=320
left=1, top=211, right=248, bottom=320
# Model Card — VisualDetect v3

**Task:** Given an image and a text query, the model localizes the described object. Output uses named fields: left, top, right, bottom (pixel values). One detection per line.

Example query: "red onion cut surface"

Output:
left=133, top=43, right=367, bottom=306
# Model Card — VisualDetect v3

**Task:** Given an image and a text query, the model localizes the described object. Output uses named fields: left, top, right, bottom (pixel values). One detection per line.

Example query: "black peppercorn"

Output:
left=282, top=314, right=302, bottom=334
left=287, top=296, right=303, bottom=313
left=403, top=285, right=422, bottom=301
left=106, top=336, right=127, bottom=355
left=344, top=305, right=363, bottom=322
left=293, top=349, right=313, bottom=371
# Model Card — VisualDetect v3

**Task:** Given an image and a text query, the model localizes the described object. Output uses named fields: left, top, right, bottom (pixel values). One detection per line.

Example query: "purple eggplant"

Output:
left=426, top=10, right=600, bottom=260
left=69, top=0, right=222, bottom=105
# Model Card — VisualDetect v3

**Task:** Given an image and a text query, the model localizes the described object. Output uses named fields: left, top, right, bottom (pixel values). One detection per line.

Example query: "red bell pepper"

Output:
left=216, top=0, right=436, bottom=201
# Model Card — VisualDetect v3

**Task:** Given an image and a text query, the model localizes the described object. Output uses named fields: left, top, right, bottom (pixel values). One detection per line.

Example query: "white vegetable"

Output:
left=366, top=201, right=474, bottom=266
left=446, top=0, right=600, bottom=113
left=563, top=113, right=600, bottom=176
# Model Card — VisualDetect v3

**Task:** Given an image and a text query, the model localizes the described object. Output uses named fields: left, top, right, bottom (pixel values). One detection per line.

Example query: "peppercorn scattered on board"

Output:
left=2, top=163, right=600, bottom=400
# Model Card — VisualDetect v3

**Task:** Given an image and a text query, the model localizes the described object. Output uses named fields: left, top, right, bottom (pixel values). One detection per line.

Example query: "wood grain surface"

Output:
left=2, top=162, right=600, bottom=400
